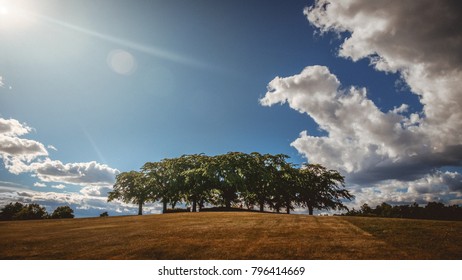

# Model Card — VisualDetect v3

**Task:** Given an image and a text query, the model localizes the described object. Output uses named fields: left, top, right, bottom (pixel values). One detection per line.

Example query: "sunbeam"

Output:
left=27, top=11, right=211, bottom=69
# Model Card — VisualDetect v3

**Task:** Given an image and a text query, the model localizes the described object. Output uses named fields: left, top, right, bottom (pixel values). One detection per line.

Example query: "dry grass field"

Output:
left=1, top=212, right=461, bottom=259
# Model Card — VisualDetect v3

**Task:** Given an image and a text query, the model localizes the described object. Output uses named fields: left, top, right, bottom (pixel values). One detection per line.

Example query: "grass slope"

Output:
left=1, top=212, right=461, bottom=259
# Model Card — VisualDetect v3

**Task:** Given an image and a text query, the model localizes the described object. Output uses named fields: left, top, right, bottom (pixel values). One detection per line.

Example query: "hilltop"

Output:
left=1, top=212, right=461, bottom=259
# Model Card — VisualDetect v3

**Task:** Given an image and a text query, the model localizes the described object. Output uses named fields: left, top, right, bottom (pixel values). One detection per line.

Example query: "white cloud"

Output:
left=51, top=184, right=66, bottom=189
left=29, top=159, right=119, bottom=187
left=304, top=0, right=462, bottom=152
left=0, top=118, right=49, bottom=169
left=0, top=117, right=119, bottom=187
left=0, top=118, right=31, bottom=137
left=0, top=117, right=119, bottom=215
left=80, top=185, right=113, bottom=197
left=348, top=171, right=462, bottom=209
left=47, top=145, right=58, bottom=151
left=33, top=182, right=46, bottom=188
left=261, top=0, right=462, bottom=206
left=0, top=186, right=162, bottom=217
left=261, top=66, right=432, bottom=183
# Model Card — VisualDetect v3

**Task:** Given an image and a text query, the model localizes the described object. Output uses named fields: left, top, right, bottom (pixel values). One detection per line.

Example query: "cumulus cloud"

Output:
left=28, top=159, right=119, bottom=187
left=1, top=117, right=119, bottom=203
left=261, top=0, right=462, bottom=206
left=0, top=118, right=48, bottom=165
left=304, top=0, right=462, bottom=152
left=6, top=156, right=119, bottom=188
left=261, top=65, right=436, bottom=183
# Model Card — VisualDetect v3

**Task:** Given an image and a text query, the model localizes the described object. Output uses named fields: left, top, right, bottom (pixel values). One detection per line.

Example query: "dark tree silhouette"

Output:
left=346, top=201, right=462, bottom=221
left=51, top=206, right=74, bottom=219
left=14, top=203, right=48, bottom=220
left=297, top=164, right=353, bottom=215
left=0, top=202, right=25, bottom=220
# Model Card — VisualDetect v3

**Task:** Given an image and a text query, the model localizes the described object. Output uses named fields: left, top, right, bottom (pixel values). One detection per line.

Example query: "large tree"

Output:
left=243, top=153, right=278, bottom=212
left=211, top=152, right=250, bottom=208
left=177, top=154, right=215, bottom=212
left=297, top=164, right=354, bottom=215
left=273, top=162, right=299, bottom=214
left=142, top=159, right=186, bottom=213
left=108, top=170, right=152, bottom=215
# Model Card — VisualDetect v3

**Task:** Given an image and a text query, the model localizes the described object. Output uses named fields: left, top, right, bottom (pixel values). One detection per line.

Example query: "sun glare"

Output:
left=0, top=1, right=35, bottom=29
left=0, top=6, right=9, bottom=15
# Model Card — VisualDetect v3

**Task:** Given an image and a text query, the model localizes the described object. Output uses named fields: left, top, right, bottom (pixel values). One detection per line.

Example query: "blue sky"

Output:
left=1, top=0, right=461, bottom=217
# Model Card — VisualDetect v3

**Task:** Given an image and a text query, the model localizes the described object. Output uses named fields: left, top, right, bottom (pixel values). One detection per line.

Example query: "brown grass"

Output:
left=0, top=212, right=461, bottom=259
left=343, top=216, right=462, bottom=259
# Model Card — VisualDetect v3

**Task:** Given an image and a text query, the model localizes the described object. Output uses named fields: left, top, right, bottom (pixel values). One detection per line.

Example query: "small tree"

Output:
left=360, top=203, right=372, bottom=215
left=51, top=206, right=74, bottom=219
left=100, top=211, right=109, bottom=217
left=14, top=203, right=48, bottom=220
left=0, top=202, right=25, bottom=220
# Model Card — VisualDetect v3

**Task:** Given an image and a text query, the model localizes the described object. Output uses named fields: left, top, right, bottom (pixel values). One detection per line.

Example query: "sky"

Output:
left=1, top=0, right=461, bottom=217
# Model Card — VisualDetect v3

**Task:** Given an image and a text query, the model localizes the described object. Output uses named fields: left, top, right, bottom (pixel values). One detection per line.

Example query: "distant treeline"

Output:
left=0, top=202, right=74, bottom=221
left=345, top=202, right=462, bottom=221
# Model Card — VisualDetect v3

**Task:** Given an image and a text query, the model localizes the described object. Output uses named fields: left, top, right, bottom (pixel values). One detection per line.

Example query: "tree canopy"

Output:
left=51, top=206, right=75, bottom=219
left=108, top=152, right=354, bottom=215
left=108, top=170, right=153, bottom=215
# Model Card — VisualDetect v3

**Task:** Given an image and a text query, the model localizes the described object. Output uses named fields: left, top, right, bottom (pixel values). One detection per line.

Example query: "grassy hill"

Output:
left=1, top=212, right=461, bottom=259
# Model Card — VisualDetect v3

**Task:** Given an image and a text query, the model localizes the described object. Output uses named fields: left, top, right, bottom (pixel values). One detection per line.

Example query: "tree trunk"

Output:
left=199, top=199, right=204, bottom=211
left=286, top=200, right=291, bottom=214
left=259, top=200, right=264, bottom=212
left=192, top=199, right=197, bottom=212
left=138, top=201, right=143, bottom=215
left=162, top=200, right=167, bottom=213
left=225, top=200, right=231, bottom=209
left=308, top=205, right=314, bottom=215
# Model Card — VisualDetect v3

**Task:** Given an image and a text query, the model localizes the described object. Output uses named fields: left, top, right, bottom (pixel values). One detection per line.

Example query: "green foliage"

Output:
left=0, top=202, right=25, bottom=220
left=0, top=202, right=48, bottom=220
left=108, top=170, right=153, bottom=215
left=112, top=152, right=355, bottom=215
left=100, top=211, right=109, bottom=217
left=51, top=206, right=74, bottom=219
left=1, top=203, right=77, bottom=220
left=14, top=203, right=48, bottom=220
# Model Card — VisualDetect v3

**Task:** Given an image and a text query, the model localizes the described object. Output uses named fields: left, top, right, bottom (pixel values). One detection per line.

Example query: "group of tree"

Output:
left=108, top=152, right=354, bottom=215
left=0, top=202, right=74, bottom=221
left=345, top=202, right=462, bottom=221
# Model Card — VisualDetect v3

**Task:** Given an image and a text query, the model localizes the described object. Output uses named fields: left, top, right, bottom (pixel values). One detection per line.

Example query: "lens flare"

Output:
left=107, top=49, right=137, bottom=75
